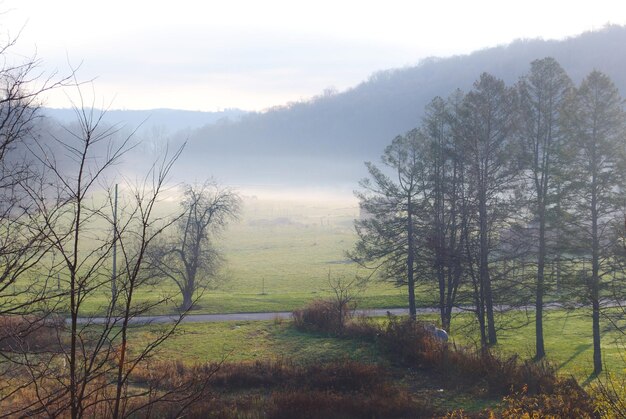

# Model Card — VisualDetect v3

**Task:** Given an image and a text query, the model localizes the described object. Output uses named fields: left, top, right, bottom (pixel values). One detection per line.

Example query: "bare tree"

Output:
left=0, top=31, right=72, bottom=310
left=146, top=181, right=240, bottom=311
left=0, top=27, right=75, bottom=406
left=0, top=80, right=207, bottom=417
left=326, top=269, right=363, bottom=332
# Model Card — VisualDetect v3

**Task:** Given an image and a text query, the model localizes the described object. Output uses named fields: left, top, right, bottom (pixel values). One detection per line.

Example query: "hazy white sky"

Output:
left=4, top=0, right=626, bottom=111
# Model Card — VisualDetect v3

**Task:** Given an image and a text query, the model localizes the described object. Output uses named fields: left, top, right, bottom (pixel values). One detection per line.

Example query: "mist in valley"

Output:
left=2, top=2, right=626, bottom=417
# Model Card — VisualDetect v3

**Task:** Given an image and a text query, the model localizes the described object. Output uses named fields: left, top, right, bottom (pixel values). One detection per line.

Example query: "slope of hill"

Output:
left=174, top=25, right=626, bottom=187
left=39, top=26, right=626, bottom=189
left=42, top=108, right=247, bottom=134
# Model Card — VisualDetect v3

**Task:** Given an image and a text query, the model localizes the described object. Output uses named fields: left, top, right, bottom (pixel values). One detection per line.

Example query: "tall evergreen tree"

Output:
left=350, top=130, right=428, bottom=318
left=518, top=57, right=573, bottom=359
left=422, top=92, right=469, bottom=331
left=458, top=73, right=519, bottom=345
left=561, top=70, right=626, bottom=375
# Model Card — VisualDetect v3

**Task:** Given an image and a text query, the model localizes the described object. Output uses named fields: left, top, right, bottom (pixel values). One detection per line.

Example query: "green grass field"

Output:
left=7, top=190, right=626, bottom=414
left=47, top=297, right=626, bottom=384
left=29, top=194, right=437, bottom=316
left=12, top=193, right=626, bottom=387
left=12, top=193, right=621, bottom=322
left=132, top=307, right=626, bottom=384
left=449, top=308, right=626, bottom=383
left=192, top=195, right=439, bottom=314
left=130, top=319, right=381, bottom=365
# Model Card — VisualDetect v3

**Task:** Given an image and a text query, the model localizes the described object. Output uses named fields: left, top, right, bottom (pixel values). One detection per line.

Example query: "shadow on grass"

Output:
left=558, top=343, right=592, bottom=372
left=581, top=370, right=601, bottom=387
left=268, top=324, right=381, bottom=365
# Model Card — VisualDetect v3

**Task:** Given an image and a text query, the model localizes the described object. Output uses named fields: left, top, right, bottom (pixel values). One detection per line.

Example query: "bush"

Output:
left=125, top=358, right=436, bottom=418
left=134, top=358, right=387, bottom=393
left=132, top=359, right=220, bottom=391
left=266, top=387, right=431, bottom=419
left=590, top=372, right=626, bottom=418
left=0, top=315, right=65, bottom=353
left=215, top=360, right=382, bottom=392
left=292, top=299, right=351, bottom=334
left=500, top=379, right=599, bottom=418
left=332, top=313, right=599, bottom=417
left=337, top=314, right=564, bottom=397
left=376, top=314, right=447, bottom=367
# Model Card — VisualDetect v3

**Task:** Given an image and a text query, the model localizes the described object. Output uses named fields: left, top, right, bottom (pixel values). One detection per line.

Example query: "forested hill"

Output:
left=173, top=25, right=626, bottom=186
left=42, top=108, right=247, bottom=134
left=43, top=26, right=626, bottom=188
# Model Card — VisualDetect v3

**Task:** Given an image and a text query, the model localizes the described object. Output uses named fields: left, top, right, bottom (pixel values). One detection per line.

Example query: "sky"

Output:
left=3, top=0, right=626, bottom=112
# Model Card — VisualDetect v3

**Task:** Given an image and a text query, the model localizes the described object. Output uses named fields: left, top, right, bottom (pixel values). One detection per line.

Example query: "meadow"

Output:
left=122, top=307, right=624, bottom=415
left=5, top=192, right=625, bottom=416
left=39, top=192, right=437, bottom=316
left=213, top=195, right=429, bottom=313
left=135, top=308, right=626, bottom=384
left=16, top=189, right=626, bottom=383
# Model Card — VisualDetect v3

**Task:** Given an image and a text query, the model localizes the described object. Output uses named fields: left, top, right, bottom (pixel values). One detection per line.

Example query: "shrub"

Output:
left=132, top=359, right=220, bottom=391
left=590, top=372, right=626, bottom=418
left=500, top=380, right=599, bottom=418
left=133, top=358, right=386, bottom=393
left=339, top=314, right=564, bottom=397
left=123, top=358, right=437, bottom=418
left=480, top=351, right=558, bottom=396
left=209, top=360, right=293, bottom=389
left=339, top=313, right=600, bottom=416
left=0, top=315, right=65, bottom=353
left=376, top=314, right=447, bottom=368
left=292, top=299, right=351, bottom=334
left=266, top=387, right=431, bottom=419
left=341, top=313, right=380, bottom=341
left=209, top=360, right=384, bottom=393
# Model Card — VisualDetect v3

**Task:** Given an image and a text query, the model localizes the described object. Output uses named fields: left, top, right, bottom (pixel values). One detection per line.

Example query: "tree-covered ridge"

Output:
left=173, top=26, right=626, bottom=186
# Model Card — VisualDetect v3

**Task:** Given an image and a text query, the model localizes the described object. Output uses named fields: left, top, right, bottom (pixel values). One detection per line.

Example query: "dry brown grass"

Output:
left=292, top=308, right=601, bottom=417
left=292, top=299, right=351, bottom=334
left=340, top=314, right=562, bottom=397
left=128, top=358, right=435, bottom=418
left=0, top=315, right=65, bottom=353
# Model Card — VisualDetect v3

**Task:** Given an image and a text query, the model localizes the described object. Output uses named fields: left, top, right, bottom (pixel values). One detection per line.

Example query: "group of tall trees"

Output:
left=352, top=57, right=626, bottom=374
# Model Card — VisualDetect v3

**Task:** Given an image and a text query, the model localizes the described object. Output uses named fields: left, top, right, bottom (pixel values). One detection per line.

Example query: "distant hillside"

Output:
left=172, top=25, right=626, bottom=187
left=42, top=108, right=247, bottom=134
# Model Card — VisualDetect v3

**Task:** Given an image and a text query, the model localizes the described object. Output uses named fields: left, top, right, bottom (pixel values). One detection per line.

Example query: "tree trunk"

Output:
left=479, top=186, right=497, bottom=345
left=469, top=257, right=487, bottom=347
left=591, top=189, right=602, bottom=374
left=182, top=291, right=193, bottom=312
left=477, top=294, right=487, bottom=347
left=592, top=296, right=602, bottom=374
left=407, top=196, right=416, bottom=319
left=536, top=200, right=546, bottom=359
left=484, top=271, right=497, bottom=345
left=438, top=263, right=445, bottom=328
left=442, top=267, right=452, bottom=332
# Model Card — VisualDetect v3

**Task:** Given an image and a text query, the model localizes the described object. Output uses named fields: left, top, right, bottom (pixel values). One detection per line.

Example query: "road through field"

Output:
left=75, top=307, right=428, bottom=325
left=73, top=300, right=620, bottom=325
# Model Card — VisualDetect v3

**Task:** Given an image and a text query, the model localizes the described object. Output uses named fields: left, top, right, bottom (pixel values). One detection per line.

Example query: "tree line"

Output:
left=351, top=57, right=626, bottom=375
left=180, top=26, right=626, bottom=190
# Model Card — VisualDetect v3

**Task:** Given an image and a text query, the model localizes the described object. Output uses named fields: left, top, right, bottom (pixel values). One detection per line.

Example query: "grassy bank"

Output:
left=134, top=307, right=626, bottom=384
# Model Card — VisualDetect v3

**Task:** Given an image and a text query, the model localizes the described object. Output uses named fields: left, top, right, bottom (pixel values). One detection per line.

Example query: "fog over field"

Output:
left=40, top=26, right=626, bottom=193
left=4, top=2, right=626, bottom=417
